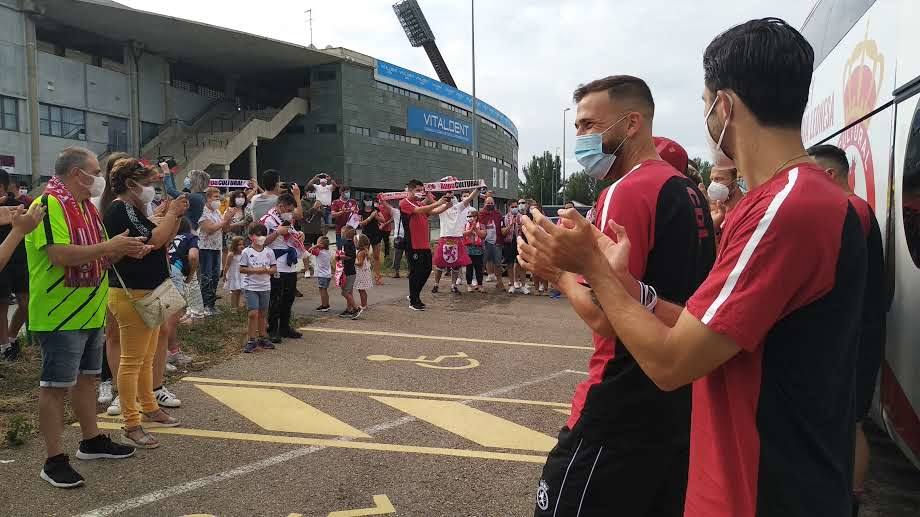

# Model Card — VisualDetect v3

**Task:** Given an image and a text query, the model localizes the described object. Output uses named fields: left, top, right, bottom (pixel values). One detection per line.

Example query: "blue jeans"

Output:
left=199, top=249, right=221, bottom=310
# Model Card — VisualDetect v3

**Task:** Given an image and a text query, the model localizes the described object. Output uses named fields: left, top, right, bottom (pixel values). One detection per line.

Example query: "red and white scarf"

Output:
left=260, top=208, right=307, bottom=254
left=44, top=176, right=108, bottom=287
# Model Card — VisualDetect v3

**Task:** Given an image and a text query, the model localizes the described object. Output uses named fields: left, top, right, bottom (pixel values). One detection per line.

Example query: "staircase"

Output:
left=141, top=97, right=308, bottom=175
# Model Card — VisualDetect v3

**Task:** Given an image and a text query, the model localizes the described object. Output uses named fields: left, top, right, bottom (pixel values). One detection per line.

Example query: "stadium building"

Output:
left=0, top=0, right=519, bottom=198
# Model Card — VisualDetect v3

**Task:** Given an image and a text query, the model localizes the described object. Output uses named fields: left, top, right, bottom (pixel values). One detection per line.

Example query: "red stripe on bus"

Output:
left=880, top=361, right=920, bottom=461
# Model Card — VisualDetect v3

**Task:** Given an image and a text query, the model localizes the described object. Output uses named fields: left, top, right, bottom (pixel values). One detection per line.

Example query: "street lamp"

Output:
left=562, top=107, right=571, bottom=204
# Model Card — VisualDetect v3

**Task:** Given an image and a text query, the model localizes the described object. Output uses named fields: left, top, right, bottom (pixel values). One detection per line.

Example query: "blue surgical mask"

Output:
left=343, top=192, right=351, bottom=200
left=574, top=114, right=630, bottom=180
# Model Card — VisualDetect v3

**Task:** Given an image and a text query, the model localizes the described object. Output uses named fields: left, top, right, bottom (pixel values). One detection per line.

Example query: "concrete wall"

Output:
left=257, top=63, right=344, bottom=184
left=137, top=53, right=166, bottom=124
left=0, top=3, right=25, bottom=98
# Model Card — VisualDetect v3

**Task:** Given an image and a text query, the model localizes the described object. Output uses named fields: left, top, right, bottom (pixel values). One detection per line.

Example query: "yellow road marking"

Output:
left=298, top=327, right=593, bottom=351
left=553, top=409, right=570, bottom=415
left=182, top=377, right=571, bottom=408
left=371, top=396, right=556, bottom=452
left=366, top=351, right=480, bottom=370
left=328, top=495, right=395, bottom=517
left=196, top=385, right=370, bottom=438
left=89, top=421, right=547, bottom=463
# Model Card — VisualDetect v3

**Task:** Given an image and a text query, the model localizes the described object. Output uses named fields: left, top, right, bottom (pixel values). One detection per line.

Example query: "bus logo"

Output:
left=838, top=29, right=885, bottom=209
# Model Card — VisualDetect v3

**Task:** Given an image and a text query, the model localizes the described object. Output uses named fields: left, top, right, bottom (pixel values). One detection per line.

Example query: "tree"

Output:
left=518, top=151, right=562, bottom=206
left=689, top=157, right=713, bottom=186
left=561, top=170, right=615, bottom=206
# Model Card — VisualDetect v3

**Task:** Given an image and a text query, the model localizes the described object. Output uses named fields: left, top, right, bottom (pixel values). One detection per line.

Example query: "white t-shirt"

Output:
left=438, top=203, right=468, bottom=238
left=390, top=205, right=403, bottom=238
left=313, top=248, right=332, bottom=278
left=249, top=193, right=278, bottom=222
left=315, top=184, right=334, bottom=206
left=239, top=246, right=276, bottom=292
left=198, top=207, right=223, bottom=250
left=262, top=210, right=297, bottom=273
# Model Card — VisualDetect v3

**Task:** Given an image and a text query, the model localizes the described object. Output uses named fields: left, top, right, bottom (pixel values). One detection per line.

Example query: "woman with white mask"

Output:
left=198, top=187, right=238, bottom=315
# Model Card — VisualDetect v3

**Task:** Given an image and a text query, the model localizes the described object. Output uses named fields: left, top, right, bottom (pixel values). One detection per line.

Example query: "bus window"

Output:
left=903, top=103, right=920, bottom=267
left=802, top=0, right=877, bottom=69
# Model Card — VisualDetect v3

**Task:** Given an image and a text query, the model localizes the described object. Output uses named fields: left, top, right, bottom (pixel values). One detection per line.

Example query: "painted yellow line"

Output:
left=90, top=421, right=547, bottom=464
left=553, top=409, right=570, bottom=415
left=182, top=376, right=571, bottom=408
left=372, top=396, right=556, bottom=452
left=327, top=495, right=395, bottom=517
left=196, top=385, right=370, bottom=438
left=297, top=327, right=593, bottom=351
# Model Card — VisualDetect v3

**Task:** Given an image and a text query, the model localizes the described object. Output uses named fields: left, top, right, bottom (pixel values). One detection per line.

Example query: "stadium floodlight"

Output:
left=393, top=0, right=435, bottom=47
left=393, top=0, right=457, bottom=87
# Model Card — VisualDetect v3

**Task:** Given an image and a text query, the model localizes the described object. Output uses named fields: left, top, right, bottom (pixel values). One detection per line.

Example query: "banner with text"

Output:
left=407, top=106, right=472, bottom=145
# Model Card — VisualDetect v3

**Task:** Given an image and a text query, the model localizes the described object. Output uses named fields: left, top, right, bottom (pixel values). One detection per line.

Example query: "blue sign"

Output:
left=376, top=60, right=518, bottom=140
left=407, top=106, right=472, bottom=145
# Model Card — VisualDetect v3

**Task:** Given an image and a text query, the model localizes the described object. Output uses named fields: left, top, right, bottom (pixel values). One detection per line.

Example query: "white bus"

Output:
left=801, top=0, right=920, bottom=470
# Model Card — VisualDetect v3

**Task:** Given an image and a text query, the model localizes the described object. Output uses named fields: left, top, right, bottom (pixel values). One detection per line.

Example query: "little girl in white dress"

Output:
left=353, top=234, right=374, bottom=315
left=222, top=236, right=244, bottom=310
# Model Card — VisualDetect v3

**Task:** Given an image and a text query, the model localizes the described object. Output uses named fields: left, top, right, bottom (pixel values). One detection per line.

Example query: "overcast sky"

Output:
left=121, top=0, right=815, bottom=179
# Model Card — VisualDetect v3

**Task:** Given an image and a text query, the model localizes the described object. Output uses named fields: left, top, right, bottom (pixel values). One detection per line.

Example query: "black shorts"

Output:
left=0, top=261, right=29, bottom=299
left=534, top=427, right=688, bottom=517
left=503, top=243, right=518, bottom=266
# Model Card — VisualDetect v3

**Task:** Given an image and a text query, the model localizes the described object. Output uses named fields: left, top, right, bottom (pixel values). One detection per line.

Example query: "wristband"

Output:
left=637, top=280, right=658, bottom=313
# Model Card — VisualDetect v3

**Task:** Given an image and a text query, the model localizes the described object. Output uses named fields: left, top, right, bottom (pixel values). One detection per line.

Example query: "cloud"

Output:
left=120, top=0, right=814, bottom=182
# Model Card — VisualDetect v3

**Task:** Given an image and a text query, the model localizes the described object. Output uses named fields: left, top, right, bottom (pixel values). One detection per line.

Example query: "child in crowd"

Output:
left=239, top=223, right=277, bottom=353
left=337, top=226, right=358, bottom=318
left=353, top=234, right=374, bottom=318
left=309, top=236, right=333, bottom=312
left=463, top=209, right=486, bottom=292
left=222, top=236, right=244, bottom=310
left=169, top=217, right=205, bottom=320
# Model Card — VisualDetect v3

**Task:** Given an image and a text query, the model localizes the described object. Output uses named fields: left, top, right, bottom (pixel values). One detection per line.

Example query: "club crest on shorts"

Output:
left=536, top=479, right=550, bottom=511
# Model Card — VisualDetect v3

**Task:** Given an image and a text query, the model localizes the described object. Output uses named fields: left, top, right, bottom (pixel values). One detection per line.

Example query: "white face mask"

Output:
left=704, top=94, right=735, bottom=169
left=80, top=169, right=106, bottom=198
left=209, top=200, right=220, bottom=210
left=253, top=236, right=266, bottom=246
left=319, top=179, right=327, bottom=186
left=18, top=188, right=27, bottom=196
left=136, top=185, right=156, bottom=205
left=364, top=200, right=374, bottom=208
left=281, top=212, right=294, bottom=222
left=234, top=197, right=245, bottom=207
left=707, top=182, right=731, bottom=203
left=414, top=192, right=426, bottom=200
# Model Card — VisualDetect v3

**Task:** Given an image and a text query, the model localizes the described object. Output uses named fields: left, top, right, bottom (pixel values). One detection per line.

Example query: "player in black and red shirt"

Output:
left=399, top=180, right=450, bottom=311
left=519, top=18, right=864, bottom=517
left=524, top=76, right=715, bottom=517
left=808, top=143, right=888, bottom=516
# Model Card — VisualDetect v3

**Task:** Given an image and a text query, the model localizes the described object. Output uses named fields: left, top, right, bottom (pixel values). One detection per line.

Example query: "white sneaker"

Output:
left=538, top=286, right=545, bottom=294
left=455, top=277, right=463, bottom=286
left=521, top=285, right=531, bottom=295
left=467, top=285, right=474, bottom=293
left=508, top=286, right=517, bottom=294
left=486, top=274, right=496, bottom=283
left=304, top=271, right=312, bottom=278
left=97, top=380, right=114, bottom=405
left=472, top=279, right=479, bottom=287
left=167, top=350, right=193, bottom=365
left=106, top=395, right=121, bottom=416
left=155, top=387, right=182, bottom=408
left=165, top=362, right=178, bottom=373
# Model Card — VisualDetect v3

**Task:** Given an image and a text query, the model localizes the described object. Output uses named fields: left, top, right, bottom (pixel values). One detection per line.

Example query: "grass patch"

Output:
left=0, top=340, right=42, bottom=448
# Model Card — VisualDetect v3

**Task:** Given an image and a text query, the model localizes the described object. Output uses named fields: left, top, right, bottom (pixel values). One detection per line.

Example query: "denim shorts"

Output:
left=244, top=289, right=271, bottom=311
left=317, top=277, right=331, bottom=289
left=483, top=242, right=503, bottom=264
left=35, top=328, right=104, bottom=388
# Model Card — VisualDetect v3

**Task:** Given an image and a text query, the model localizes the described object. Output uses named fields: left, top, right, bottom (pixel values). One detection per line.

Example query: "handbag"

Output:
left=111, top=264, right=187, bottom=328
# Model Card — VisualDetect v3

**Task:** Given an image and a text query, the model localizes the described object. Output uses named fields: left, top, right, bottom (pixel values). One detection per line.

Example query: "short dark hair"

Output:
left=259, top=169, right=280, bottom=191
left=18, top=181, right=29, bottom=188
left=704, top=17, right=813, bottom=128
left=54, top=146, right=94, bottom=176
left=248, top=222, right=268, bottom=236
left=573, top=75, right=655, bottom=117
left=0, top=169, right=8, bottom=190
left=807, top=144, right=849, bottom=176
left=407, top=179, right=424, bottom=189
left=277, top=192, right=297, bottom=207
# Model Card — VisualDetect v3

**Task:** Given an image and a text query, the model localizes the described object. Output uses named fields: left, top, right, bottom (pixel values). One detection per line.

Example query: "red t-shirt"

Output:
left=399, top=197, right=432, bottom=251
left=331, top=198, right=358, bottom=233
left=684, top=164, right=864, bottom=517
left=477, top=210, right=504, bottom=245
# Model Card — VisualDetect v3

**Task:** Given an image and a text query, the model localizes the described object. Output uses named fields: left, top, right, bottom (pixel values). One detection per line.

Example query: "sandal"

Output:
left=142, top=409, right=181, bottom=428
left=122, top=426, right=160, bottom=449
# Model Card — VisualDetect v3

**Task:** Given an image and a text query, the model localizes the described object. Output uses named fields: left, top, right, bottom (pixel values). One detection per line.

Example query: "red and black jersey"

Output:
left=848, top=194, right=888, bottom=419
left=568, top=160, right=716, bottom=447
left=684, top=165, right=866, bottom=517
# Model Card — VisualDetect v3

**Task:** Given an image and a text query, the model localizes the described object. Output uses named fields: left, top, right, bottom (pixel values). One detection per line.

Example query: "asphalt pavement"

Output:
left=2, top=274, right=918, bottom=516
